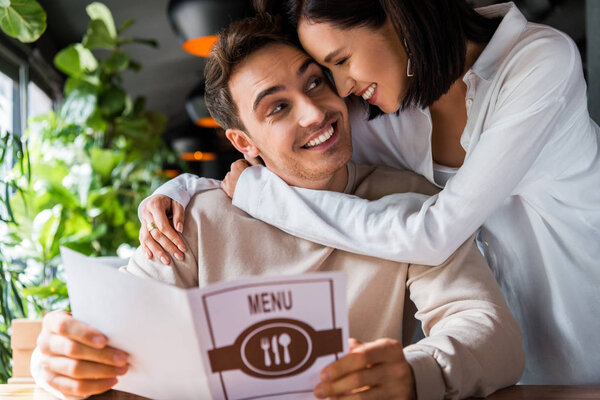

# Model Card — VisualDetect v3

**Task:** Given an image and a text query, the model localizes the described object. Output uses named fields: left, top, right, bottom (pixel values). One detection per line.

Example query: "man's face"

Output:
left=227, top=43, right=352, bottom=189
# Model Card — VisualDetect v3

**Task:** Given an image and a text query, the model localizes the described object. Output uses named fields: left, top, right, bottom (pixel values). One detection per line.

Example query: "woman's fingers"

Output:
left=244, top=154, right=261, bottom=166
left=171, top=200, right=185, bottom=234
left=140, top=195, right=187, bottom=260
left=148, top=208, right=185, bottom=259
left=149, top=227, right=186, bottom=263
left=221, top=159, right=251, bottom=198
left=140, top=223, right=167, bottom=262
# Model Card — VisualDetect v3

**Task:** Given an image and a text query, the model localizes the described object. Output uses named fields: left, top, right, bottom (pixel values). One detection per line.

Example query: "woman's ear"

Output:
left=226, top=129, right=260, bottom=158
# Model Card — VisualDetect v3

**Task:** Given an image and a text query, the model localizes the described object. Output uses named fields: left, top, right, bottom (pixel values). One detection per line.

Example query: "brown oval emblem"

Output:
left=241, top=321, right=312, bottom=377
left=208, top=318, right=343, bottom=379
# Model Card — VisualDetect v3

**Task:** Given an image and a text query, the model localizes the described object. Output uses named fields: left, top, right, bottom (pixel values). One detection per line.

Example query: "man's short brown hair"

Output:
left=204, top=13, right=298, bottom=131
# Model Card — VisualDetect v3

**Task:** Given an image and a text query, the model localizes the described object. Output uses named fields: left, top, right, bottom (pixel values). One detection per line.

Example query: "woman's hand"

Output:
left=221, top=156, right=261, bottom=199
left=313, top=338, right=415, bottom=400
left=139, top=194, right=187, bottom=265
left=36, top=311, right=129, bottom=397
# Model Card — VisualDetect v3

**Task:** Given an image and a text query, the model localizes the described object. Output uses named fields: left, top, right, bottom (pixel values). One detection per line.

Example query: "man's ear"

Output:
left=226, top=129, right=260, bottom=158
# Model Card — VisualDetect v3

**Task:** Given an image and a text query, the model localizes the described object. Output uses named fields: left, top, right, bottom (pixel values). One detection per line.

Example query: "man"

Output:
left=32, top=14, right=524, bottom=400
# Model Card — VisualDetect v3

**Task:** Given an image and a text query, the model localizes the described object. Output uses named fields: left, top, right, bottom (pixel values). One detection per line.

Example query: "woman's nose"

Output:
left=332, top=72, right=355, bottom=98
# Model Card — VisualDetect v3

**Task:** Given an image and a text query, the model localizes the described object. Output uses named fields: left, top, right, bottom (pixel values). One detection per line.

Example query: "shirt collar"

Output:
left=467, top=2, right=528, bottom=81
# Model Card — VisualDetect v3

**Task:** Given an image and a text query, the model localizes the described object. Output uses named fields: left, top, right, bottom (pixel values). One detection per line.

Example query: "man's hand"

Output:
left=221, top=155, right=260, bottom=198
left=139, top=194, right=187, bottom=265
left=37, top=311, right=129, bottom=397
left=313, top=338, right=416, bottom=400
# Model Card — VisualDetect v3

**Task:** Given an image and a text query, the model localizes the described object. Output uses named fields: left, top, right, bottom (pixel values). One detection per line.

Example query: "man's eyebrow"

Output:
left=253, top=85, right=285, bottom=112
left=298, top=58, right=318, bottom=76
left=324, top=48, right=343, bottom=64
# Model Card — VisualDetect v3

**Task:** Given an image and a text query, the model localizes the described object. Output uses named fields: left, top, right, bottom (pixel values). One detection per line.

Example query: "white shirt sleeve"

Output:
left=137, top=174, right=220, bottom=222
left=231, top=35, right=578, bottom=265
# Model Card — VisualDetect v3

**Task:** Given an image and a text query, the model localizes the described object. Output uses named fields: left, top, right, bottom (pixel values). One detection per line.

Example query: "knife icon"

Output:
left=271, top=334, right=281, bottom=365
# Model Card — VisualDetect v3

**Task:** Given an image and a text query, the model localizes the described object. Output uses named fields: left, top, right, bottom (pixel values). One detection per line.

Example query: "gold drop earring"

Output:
left=404, top=38, right=414, bottom=77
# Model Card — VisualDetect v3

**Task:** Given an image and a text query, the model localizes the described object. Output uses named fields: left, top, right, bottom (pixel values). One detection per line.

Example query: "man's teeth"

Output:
left=306, top=125, right=335, bottom=148
left=361, top=83, right=377, bottom=101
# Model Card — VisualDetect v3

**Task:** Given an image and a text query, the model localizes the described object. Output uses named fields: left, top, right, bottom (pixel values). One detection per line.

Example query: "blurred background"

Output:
left=0, top=0, right=597, bottom=384
left=2, top=0, right=597, bottom=182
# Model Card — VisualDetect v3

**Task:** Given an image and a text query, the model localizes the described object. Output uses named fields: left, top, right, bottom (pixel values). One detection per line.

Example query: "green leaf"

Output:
left=59, top=82, right=97, bottom=124
left=85, top=2, right=116, bottom=38
left=54, top=44, right=98, bottom=78
left=98, top=86, right=127, bottom=116
left=128, top=59, right=142, bottom=73
left=82, top=19, right=116, bottom=50
left=0, top=0, right=46, bottom=43
left=118, top=18, right=134, bottom=33
left=103, top=50, right=129, bottom=73
left=22, top=278, right=68, bottom=299
left=145, top=111, right=167, bottom=136
left=90, top=148, right=124, bottom=182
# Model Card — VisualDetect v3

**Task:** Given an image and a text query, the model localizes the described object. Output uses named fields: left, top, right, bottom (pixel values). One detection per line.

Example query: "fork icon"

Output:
left=260, top=337, right=271, bottom=367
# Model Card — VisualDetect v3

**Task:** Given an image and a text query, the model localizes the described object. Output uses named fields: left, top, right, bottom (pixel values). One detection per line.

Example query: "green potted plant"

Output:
left=0, top=1, right=177, bottom=382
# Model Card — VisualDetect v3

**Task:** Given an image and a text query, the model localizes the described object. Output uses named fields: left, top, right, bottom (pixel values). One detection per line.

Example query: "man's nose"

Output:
left=297, top=96, right=326, bottom=127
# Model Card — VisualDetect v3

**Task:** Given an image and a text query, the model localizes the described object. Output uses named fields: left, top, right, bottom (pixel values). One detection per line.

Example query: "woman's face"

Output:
left=297, top=18, right=409, bottom=113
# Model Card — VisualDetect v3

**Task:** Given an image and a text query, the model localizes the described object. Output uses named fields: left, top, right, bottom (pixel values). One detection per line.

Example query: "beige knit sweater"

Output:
left=123, top=163, right=525, bottom=400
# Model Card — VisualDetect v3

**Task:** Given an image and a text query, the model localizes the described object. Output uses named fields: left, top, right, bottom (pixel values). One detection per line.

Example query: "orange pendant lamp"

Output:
left=186, top=80, right=222, bottom=128
left=167, top=0, right=253, bottom=57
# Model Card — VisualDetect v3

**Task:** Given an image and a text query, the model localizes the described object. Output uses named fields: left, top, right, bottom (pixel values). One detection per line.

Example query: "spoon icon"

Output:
left=278, top=333, right=291, bottom=364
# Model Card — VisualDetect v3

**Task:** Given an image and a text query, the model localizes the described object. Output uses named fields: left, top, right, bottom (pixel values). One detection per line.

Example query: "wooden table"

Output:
left=1, top=384, right=599, bottom=399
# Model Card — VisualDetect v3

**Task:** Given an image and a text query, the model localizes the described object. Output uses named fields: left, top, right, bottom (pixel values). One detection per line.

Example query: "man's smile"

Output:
left=301, top=120, right=339, bottom=150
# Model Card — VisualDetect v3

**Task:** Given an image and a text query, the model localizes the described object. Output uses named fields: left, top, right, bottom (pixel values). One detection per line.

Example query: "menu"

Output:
left=62, top=248, right=349, bottom=400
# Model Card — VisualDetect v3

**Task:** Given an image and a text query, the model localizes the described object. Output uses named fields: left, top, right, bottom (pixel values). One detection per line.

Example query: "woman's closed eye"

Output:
left=334, top=57, right=349, bottom=66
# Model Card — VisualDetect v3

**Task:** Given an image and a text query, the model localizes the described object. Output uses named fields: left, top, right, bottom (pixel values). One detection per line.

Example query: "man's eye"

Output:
left=270, top=103, right=287, bottom=116
left=307, top=77, right=322, bottom=91
left=334, top=57, right=348, bottom=66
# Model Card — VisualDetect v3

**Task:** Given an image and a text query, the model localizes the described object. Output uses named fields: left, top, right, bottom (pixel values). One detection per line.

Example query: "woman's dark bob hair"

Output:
left=254, top=0, right=501, bottom=119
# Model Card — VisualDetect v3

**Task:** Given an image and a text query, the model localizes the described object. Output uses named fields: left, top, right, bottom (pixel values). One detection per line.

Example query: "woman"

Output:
left=140, top=0, right=600, bottom=384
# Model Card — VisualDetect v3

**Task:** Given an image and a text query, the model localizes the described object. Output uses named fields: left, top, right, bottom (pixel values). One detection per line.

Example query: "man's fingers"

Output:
left=320, top=338, right=404, bottom=382
left=349, top=338, right=363, bottom=352
left=42, top=311, right=106, bottom=349
left=41, top=334, right=128, bottom=367
left=41, top=354, right=128, bottom=379
left=149, top=208, right=185, bottom=259
left=42, top=368, right=118, bottom=397
left=314, top=364, right=385, bottom=398
left=172, top=201, right=186, bottom=235
left=337, top=386, right=387, bottom=400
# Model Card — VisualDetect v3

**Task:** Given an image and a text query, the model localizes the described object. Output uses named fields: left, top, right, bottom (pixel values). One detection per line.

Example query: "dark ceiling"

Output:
left=37, top=0, right=209, bottom=137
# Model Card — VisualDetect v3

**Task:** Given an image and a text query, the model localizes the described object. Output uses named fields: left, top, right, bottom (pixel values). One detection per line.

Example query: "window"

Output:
left=0, top=70, right=13, bottom=134
left=27, top=81, right=54, bottom=119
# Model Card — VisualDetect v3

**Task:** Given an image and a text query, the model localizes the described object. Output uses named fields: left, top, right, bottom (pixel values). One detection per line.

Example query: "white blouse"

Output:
left=146, top=3, right=600, bottom=384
